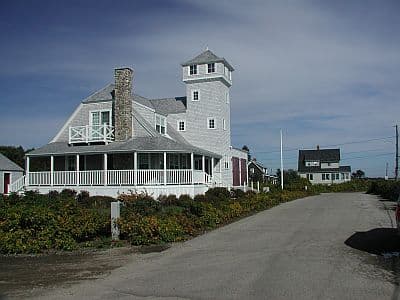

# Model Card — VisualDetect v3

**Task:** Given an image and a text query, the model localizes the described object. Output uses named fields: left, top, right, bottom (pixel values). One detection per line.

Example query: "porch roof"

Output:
left=27, top=136, right=221, bottom=158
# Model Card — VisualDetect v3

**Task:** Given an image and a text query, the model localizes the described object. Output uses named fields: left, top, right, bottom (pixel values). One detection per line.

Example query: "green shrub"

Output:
left=367, top=180, right=400, bottom=201
left=205, top=187, right=230, bottom=202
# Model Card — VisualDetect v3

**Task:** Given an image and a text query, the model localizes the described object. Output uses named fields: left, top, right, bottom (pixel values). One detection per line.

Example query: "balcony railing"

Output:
left=69, top=125, right=114, bottom=144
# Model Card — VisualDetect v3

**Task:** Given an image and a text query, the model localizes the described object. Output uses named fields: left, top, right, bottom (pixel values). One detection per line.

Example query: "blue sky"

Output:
left=0, top=0, right=399, bottom=177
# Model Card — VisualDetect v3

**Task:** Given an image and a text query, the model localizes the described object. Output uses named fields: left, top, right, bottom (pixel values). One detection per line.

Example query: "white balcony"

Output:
left=69, top=125, right=114, bottom=144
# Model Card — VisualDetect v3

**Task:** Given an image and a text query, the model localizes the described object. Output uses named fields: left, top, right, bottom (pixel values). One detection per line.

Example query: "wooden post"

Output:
left=50, top=156, right=54, bottom=186
left=191, top=153, right=194, bottom=184
left=111, top=201, right=120, bottom=241
left=76, top=154, right=80, bottom=186
left=26, top=156, right=30, bottom=186
left=104, top=153, right=108, bottom=186
left=163, top=152, right=167, bottom=185
left=134, top=152, right=137, bottom=186
left=202, top=155, right=205, bottom=183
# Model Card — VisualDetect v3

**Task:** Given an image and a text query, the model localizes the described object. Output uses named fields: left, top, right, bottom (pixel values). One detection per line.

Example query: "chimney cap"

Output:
left=115, top=67, right=133, bottom=72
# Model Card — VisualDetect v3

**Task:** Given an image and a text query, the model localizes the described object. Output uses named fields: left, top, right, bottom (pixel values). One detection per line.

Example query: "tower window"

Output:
left=222, top=119, right=226, bottom=130
left=189, top=65, right=197, bottom=75
left=192, top=90, right=199, bottom=101
left=178, top=120, right=186, bottom=131
left=208, top=118, right=215, bottom=129
left=207, top=63, right=215, bottom=73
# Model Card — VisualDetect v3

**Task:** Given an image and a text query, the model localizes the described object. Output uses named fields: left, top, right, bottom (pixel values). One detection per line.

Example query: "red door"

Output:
left=3, top=173, right=10, bottom=194
left=240, top=159, right=247, bottom=185
left=232, top=157, right=240, bottom=186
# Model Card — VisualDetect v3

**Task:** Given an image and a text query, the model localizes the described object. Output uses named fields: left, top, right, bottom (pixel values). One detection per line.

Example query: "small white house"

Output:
left=0, top=153, right=24, bottom=194
left=298, top=147, right=351, bottom=185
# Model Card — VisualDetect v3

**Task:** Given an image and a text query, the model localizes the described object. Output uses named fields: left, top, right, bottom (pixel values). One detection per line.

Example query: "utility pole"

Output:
left=280, top=129, right=284, bottom=190
left=396, top=125, right=399, bottom=181
left=385, top=162, right=389, bottom=180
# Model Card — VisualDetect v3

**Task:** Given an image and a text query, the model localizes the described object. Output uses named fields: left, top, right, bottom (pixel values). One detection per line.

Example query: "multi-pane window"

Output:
left=208, top=118, right=215, bottom=129
left=207, top=63, right=215, bottom=73
left=322, top=173, right=331, bottom=181
left=178, top=120, right=185, bottom=131
left=333, top=173, right=340, bottom=180
left=189, top=64, right=197, bottom=75
left=305, top=161, right=319, bottom=167
left=306, top=173, right=314, bottom=181
left=224, top=160, right=229, bottom=169
left=155, top=115, right=166, bottom=135
left=192, top=90, right=199, bottom=101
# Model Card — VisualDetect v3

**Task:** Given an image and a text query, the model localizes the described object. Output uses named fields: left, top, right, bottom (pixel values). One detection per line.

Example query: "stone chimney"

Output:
left=114, top=68, right=133, bottom=141
left=317, top=145, right=320, bottom=150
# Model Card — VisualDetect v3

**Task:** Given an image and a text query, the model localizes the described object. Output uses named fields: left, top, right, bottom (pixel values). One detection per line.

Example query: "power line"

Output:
left=252, top=136, right=395, bottom=155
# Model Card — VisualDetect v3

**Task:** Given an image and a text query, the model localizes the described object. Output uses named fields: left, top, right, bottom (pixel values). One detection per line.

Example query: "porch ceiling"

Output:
left=27, top=136, right=221, bottom=159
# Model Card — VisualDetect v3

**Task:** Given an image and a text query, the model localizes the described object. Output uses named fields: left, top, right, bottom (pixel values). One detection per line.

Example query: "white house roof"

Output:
left=181, top=50, right=234, bottom=71
left=0, top=153, right=24, bottom=172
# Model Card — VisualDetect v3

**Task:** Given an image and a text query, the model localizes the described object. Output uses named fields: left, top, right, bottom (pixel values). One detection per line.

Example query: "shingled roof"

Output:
left=0, top=153, right=24, bottom=172
left=297, top=148, right=351, bottom=173
left=27, top=137, right=221, bottom=159
left=181, top=50, right=234, bottom=71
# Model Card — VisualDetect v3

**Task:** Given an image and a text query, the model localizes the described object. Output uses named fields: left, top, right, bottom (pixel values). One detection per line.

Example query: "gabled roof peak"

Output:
left=181, top=49, right=234, bottom=71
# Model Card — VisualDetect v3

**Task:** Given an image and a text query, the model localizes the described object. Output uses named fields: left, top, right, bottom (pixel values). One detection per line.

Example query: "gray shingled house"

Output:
left=0, top=153, right=24, bottom=194
left=297, top=147, right=351, bottom=185
left=10, top=50, right=248, bottom=197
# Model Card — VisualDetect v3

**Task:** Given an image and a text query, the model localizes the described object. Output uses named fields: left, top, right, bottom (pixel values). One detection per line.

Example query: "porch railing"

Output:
left=69, top=125, right=114, bottom=144
left=27, top=169, right=212, bottom=187
left=9, top=175, right=26, bottom=193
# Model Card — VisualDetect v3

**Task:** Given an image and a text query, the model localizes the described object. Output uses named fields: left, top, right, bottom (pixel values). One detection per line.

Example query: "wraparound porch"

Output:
left=24, top=151, right=222, bottom=190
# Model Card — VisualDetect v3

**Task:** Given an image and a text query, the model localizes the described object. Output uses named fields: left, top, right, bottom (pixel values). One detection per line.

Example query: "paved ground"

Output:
left=4, top=192, right=400, bottom=300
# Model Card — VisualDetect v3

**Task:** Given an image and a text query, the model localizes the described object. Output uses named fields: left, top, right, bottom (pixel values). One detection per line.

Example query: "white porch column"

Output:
left=202, top=155, right=205, bottom=184
left=50, top=155, right=54, bottom=186
left=239, top=159, right=242, bottom=187
left=25, top=156, right=30, bottom=186
left=134, top=152, right=137, bottom=186
left=76, top=154, right=80, bottom=186
left=191, top=153, right=194, bottom=184
left=211, top=157, right=215, bottom=176
left=163, top=152, right=167, bottom=185
left=104, top=153, right=108, bottom=186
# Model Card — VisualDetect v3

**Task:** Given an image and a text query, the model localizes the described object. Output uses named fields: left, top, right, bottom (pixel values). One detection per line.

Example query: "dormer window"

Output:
left=155, top=114, right=166, bottom=135
left=207, top=63, right=215, bottom=73
left=189, top=64, right=197, bottom=75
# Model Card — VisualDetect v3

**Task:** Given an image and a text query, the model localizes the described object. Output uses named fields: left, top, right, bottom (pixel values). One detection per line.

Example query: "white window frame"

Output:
left=155, top=114, right=167, bottom=135
left=207, top=117, right=216, bottom=129
left=207, top=63, right=215, bottom=73
left=192, top=90, right=200, bottom=101
left=189, top=64, right=197, bottom=75
left=177, top=120, right=186, bottom=132
left=306, top=173, right=314, bottom=181
left=222, top=119, right=226, bottom=131
left=89, top=109, right=112, bottom=126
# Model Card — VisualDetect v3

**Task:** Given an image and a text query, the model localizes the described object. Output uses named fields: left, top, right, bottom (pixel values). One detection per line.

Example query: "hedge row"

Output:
left=367, top=180, right=400, bottom=201
left=117, top=188, right=314, bottom=245
left=311, top=179, right=371, bottom=194
left=0, top=190, right=111, bottom=254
